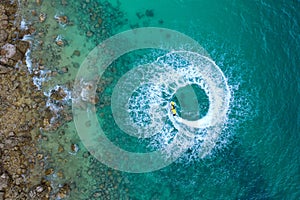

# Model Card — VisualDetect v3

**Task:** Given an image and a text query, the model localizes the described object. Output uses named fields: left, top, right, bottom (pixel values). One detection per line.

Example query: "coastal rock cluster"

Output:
left=0, top=1, right=53, bottom=199
left=75, top=0, right=126, bottom=43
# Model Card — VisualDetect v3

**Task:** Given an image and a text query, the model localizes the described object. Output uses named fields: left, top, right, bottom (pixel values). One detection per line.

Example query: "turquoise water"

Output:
left=22, top=0, right=299, bottom=199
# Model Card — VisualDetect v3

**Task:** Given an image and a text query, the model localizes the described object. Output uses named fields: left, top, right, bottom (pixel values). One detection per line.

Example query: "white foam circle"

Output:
left=111, top=63, right=184, bottom=138
left=72, top=27, right=231, bottom=173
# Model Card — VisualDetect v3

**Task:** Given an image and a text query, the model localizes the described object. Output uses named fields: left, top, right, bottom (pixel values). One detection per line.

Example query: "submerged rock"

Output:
left=71, top=144, right=79, bottom=153
left=55, top=15, right=69, bottom=25
left=36, top=0, right=42, bottom=6
left=56, top=183, right=70, bottom=199
left=72, top=62, right=80, bottom=68
left=61, top=66, right=68, bottom=73
left=45, top=168, right=54, bottom=176
left=55, top=35, right=67, bottom=46
left=145, top=9, right=154, bottom=17
left=86, top=30, right=93, bottom=37
left=72, top=50, right=80, bottom=56
left=39, top=13, right=47, bottom=23
left=56, top=39, right=65, bottom=46
left=50, top=87, right=67, bottom=100
left=58, top=145, right=64, bottom=153
left=61, top=0, right=68, bottom=6
left=57, top=170, right=64, bottom=178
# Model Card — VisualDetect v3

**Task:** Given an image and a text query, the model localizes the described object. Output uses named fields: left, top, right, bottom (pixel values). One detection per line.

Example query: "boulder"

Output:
left=0, top=43, right=24, bottom=66
left=0, top=173, right=9, bottom=191
left=0, top=64, right=12, bottom=74
left=16, top=40, right=29, bottom=54
left=1, top=43, right=16, bottom=59
left=0, top=30, right=8, bottom=43
left=0, top=14, right=8, bottom=21
left=0, top=14, right=8, bottom=29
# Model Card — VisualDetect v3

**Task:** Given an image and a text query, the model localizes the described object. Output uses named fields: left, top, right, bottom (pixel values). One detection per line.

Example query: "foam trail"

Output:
left=112, top=50, right=231, bottom=159
left=24, top=49, right=33, bottom=73
left=20, top=18, right=27, bottom=30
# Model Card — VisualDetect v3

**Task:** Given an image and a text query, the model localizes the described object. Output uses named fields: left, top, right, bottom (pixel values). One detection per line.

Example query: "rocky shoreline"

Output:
left=0, top=1, right=53, bottom=199
left=0, top=0, right=133, bottom=199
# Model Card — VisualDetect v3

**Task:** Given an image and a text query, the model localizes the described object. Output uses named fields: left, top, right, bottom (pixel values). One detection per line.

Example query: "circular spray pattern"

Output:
left=72, top=27, right=231, bottom=173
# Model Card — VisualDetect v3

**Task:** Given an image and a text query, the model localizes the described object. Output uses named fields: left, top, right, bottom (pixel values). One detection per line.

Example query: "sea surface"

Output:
left=20, top=0, right=299, bottom=199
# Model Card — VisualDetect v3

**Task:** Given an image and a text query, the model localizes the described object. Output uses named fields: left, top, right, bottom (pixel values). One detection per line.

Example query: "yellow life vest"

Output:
left=170, top=101, right=177, bottom=116
left=171, top=108, right=177, bottom=115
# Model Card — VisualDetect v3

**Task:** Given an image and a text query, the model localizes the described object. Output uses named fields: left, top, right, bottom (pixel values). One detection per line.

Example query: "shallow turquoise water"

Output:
left=24, top=0, right=300, bottom=199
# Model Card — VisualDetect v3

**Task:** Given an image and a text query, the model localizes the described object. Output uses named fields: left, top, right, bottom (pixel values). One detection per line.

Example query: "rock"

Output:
left=93, top=192, right=101, bottom=198
left=36, top=185, right=44, bottom=193
left=50, top=87, right=67, bottom=100
left=50, top=71, right=58, bottom=77
left=55, top=35, right=66, bottom=46
left=31, top=10, right=37, bottom=16
left=61, top=66, right=68, bottom=73
left=56, top=183, right=70, bottom=199
left=86, top=30, right=93, bottom=37
left=0, top=18, right=8, bottom=30
left=0, top=64, right=12, bottom=74
left=0, top=1, right=52, bottom=199
left=0, top=30, right=8, bottom=42
left=83, top=151, right=90, bottom=158
left=58, top=145, right=64, bottom=153
left=72, top=62, right=80, bottom=68
left=39, top=13, right=46, bottom=23
left=57, top=170, right=64, bottom=178
left=0, top=13, right=8, bottom=29
left=136, top=12, right=144, bottom=19
left=45, top=168, right=54, bottom=175
left=16, top=40, right=29, bottom=54
left=56, top=39, right=65, bottom=46
left=0, top=173, right=9, bottom=190
left=0, top=43, right=24, bottom=65
left=0, top=13, right=8, bottom=21
left=97, top=17, right=103, bottom=25
left=72, top=50, right=80, bottom=56
left=55, top=15, right=68, bottom=25
left=145, top=9, right=154, bottom=17
left=85, top=120, right=91, bottom=127
left=15, top=177, right=23, bottom=185
left=36, top=0, right=42, bottom=6
left=1, top=43, right=16, bottom=59
left=61, top=0, right=68, bottom=6
left=71, top=144, right=79, bottom=153
left=37, top=153, right=43, bottom=160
